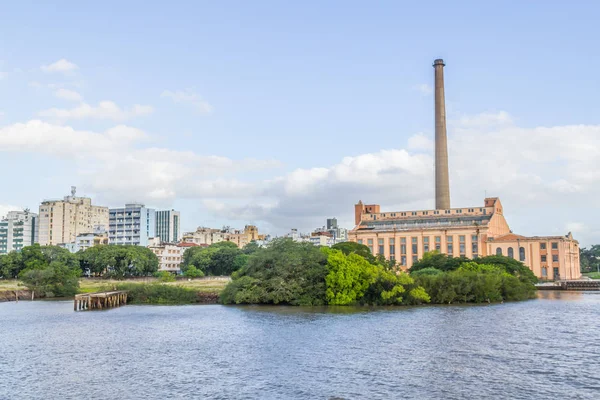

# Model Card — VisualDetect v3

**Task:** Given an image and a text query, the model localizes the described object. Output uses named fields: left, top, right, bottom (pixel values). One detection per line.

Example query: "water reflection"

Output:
left=1, top=296, right=599, bottom=399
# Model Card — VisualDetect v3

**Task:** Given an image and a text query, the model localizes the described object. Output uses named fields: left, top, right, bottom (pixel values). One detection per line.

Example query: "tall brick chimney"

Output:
left=433, top=59, right=451, bottom=209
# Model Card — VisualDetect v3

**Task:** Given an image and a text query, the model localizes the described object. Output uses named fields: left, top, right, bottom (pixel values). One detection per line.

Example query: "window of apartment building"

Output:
left=367, top=239, right=373, bottom=253
left=496, top=247, right=502, bottom=256
left=471, top=235, right=478, bottom=256
left=423, top=237, right=429, bottom=252
left=551, top=242, right=558, bottom=250
left=507, top=247, right=514, bottom=259
left=519, top=247, right=526, bottom=262
left=400, top=256, right=406, bottom=266
left=412, top=255, right=418, bottom=263
left=389, top=238, right=395, bottom=259
left=434, top=210, right=440, bottom=215
left=411, top=212, right=417, bottom=216
left=540, top=243, right=546, bottom=250
left=400, top=243, right=406, bottom=255
left=401, top=237, right=406, bottom=244
left=378, top=238, right=384, bottom=255
left=552, top=254, right=559, bottom=262
left=423, top=211, right=428, bottom=215
left=541, top=255, right=547, bottom=263
left=411, top=237, right=418, bottom=255
left=541, top=267, right=548, bottom=278
left=357, top=239, right=363, bottom=244
left=457, top=209, right=462, bottom=213
left=435, top=236, right=441, bottom=250
left=445, top=210, right=451, bottom=214
left=446, top=236, right=453, bottom=254
left=459, top=236, right=466, bottom=255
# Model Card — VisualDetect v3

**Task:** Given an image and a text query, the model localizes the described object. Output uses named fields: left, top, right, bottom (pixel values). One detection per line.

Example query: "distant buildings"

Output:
left=0, top=210, right=38, bottom=254
left=182, top=225, right=264, bottom=249
left=62, top=229, right=109, bottom=253
left=148, top=242, right=198, bottom=273
left=109, top=203, right=155, bottom=246
left=38, top=187, right=109, bottom=246
left=155, top=209, right=181, bottom=243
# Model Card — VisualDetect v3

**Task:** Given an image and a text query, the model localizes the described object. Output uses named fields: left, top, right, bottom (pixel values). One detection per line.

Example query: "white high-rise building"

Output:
left=155, top=209, right=181, bottom=243
left=109, top=204, right=155, bottom=246
left=0, top=210, right=38, bottom=254
left=38, top=187, right=109, bottom=246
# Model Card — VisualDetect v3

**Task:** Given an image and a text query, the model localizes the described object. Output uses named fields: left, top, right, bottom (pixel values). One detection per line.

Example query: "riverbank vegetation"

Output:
left=221, top=240, right=537, bottom=306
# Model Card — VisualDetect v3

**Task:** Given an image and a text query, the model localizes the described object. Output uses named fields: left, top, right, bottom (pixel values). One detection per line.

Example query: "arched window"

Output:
left=519, top=247, right=526, bottom=262
left=496, top=247, right=502, bottom=256
left=508, top=247, right=514, bottom=259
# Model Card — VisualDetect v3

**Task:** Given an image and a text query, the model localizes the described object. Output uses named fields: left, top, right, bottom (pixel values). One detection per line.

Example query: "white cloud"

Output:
left=38, top=101, right=153, bottom=121
left=201, top=111, right=600, bottom=245
left=451, top=110, right=513, bottom=128
left=413, top=83, right=432, bottom=96
left=54, top=88, right=83, bottom=102
left=407, top=133, right=433, bottom=151
left=0, top=110, right=598, bottom=246
left=0, top=120, right=279, bottom=205
left=161, top=89, right=214, bottom=114
left=41, top=59, right=78, bottom=74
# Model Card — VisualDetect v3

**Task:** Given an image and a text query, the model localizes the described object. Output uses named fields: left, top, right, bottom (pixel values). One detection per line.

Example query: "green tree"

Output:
left=220, top=239, right=328, bottom=305
left=183, top=265, right=204, bottom=278
left=78, top=245, right=159, bottom=279
left=181, top=242, right=247, bottom=276
left=154, top=271, right=176, bottom=282
left=242, top=241, right=261, bottom=255
left=409, top=251, right=469, bottom=272
left=580, top=245, right=600, bottom=273
left=19, top=260, right=80, bottom=298
left=331, top=241, right=376, bottom=263
left=324, top=249, right=377, bottom=305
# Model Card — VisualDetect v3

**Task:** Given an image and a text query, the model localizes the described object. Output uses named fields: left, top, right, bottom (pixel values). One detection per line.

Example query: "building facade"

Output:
left=38, top=188, right=108, bottom=246
left=182, top=225, right=264, bottom=249
left=148, top=242, right=198, bottom=273
left=109, top=204, right=155, bottom=246
left=0, top=210, right=38, bottom=254
left=155, top=209, right=181, bottom=243
left=62, top=231, right=109, bottom=253
left=349, top=197, right=580, bottom=280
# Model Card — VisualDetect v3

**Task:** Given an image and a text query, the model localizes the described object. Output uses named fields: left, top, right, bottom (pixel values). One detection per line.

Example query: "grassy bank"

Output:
left=583, top=272, right=600, bottom=279
left=0, top=278, right=230, bottom=304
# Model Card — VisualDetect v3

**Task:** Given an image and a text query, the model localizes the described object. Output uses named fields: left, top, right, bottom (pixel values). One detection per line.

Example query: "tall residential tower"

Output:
left=38, top=187, right=108, bottom=246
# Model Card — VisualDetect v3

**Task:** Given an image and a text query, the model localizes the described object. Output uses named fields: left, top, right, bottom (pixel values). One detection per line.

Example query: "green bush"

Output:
left=116, top=283, right=198, bottom=304
left=154, top=271, right=176, bottom=282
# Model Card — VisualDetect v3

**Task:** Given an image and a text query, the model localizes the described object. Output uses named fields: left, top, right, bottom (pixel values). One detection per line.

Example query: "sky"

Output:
left=0, top=1, right=598, bottom=246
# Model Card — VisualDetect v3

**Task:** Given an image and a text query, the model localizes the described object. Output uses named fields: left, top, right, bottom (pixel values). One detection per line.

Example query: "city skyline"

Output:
left=0, top=1, right=598, bottom=246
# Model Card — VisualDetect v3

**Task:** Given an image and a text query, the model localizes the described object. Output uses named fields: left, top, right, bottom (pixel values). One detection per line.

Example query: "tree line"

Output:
left=220, top=240, right=538, bottom=306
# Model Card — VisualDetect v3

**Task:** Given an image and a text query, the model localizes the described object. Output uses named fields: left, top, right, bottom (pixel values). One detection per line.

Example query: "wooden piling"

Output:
left=74, top=291, right=128, bottom=312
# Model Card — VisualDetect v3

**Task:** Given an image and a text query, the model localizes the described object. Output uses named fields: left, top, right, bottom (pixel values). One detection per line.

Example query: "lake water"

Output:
left=1, top=292, right=599, bottom=399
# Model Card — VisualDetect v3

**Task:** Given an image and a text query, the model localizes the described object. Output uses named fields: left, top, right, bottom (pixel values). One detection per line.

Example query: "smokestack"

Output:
left=433, top=59, right=450, bottom=209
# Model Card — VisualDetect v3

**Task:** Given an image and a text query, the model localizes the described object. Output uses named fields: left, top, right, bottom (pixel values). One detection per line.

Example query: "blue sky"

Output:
left=0, top=1, right=598, bottom=245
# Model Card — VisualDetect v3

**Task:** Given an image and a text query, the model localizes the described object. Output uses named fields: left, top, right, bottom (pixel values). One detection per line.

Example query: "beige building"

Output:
left=148, top=242, right=199, bottom=273
left=38, top=187, right=109, bottom=246
left=182, top=225, right=264, bottom=249
left=349, top=197, right=580, bottom=281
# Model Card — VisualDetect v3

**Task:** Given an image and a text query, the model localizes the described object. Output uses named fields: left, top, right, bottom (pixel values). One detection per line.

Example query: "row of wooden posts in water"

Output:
left=74, top=291, right=128, bottom=311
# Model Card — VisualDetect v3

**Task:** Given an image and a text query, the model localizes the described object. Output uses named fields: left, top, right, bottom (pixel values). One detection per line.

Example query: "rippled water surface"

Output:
left=1, top=292, right=599, bottom=399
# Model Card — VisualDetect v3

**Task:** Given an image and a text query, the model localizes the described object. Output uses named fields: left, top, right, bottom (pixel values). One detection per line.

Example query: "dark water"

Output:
left=1, top=292, right=599, bottom=400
